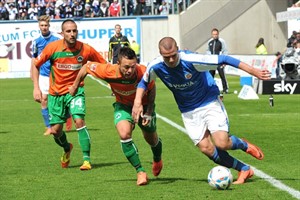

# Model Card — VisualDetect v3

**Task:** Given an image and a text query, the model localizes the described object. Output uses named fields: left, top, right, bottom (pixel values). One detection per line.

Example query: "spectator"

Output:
left=135, top=0, right=146, bottom=15
left=18, top=0, right=29, bottom=20
left=159, top=1, right=168, bottom=15
left=28, top=3, right=38, bottom=20
left=255, top=37, right=268, bottom=55
left=153, top=0, right=162, bottom=15
left=99, top=1, right=109, bottom=17
left=57, top=0, right=67, bottom=18
left=122, top=0, right=134, bottom=16
left=144, top=0, right=151, bottom=15
left=83, top=3, right=93, bottom=18
left=109, top=0, right=121, bottom=17
left=45, top=3, right=55, bottom=19
left=287, top=31, right=297, bottom=48
left=65, top=4, right=73, bottom=18
left=35, top=0, right=46, bottom=17
left=72, top=0, right=84, bottom=18
left=7, top=3, right=18, bottom=20
left=0, top=2, right=8, bottom=20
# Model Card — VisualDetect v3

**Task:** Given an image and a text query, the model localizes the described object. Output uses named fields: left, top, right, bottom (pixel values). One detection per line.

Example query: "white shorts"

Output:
left=181, top=98, right=229, bottom=145
left=39, top=75, right=49, bottom=95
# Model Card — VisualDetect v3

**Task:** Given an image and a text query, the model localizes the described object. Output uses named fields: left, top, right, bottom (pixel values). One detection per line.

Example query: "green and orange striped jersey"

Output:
left=85, top=62, right=154, bottom=106
left=35, top=39, right=106, bottom=95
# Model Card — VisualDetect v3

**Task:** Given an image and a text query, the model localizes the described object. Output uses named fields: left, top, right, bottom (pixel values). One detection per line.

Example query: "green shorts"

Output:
left=48, top=87, right=86, bottom=125
left=113, top=102, right=156, bottom=133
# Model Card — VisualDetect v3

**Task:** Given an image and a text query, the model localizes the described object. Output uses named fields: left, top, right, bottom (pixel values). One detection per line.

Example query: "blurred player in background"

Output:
left=32, top=19, right=107, bottom=170
left=69, top=47, right=163, bottom=186
left=133, top=37, right=271, bottom=184
left=30, top=15, right=74, bottom=136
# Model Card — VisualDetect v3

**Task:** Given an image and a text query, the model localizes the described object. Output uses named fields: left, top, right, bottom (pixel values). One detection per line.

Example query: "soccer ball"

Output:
left=207, top=166, right=233, bottom=190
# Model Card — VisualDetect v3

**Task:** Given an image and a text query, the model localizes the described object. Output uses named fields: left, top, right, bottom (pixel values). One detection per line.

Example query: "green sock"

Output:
left=53, top=131, right=70, bottom=152
left=78, top=126, right=91, bottom=162
left=151, top=138, right=162, bottom=162
left=121, top=139, right=145, bottom=173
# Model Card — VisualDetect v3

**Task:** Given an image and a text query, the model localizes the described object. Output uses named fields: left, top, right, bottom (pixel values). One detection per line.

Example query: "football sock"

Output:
left=230, top=135, right=248, bottom=151
left=41, top=108, right=50, bottom=128
left=151, top=138, right=162, bottom=162
left=77, top=126, right=91, bottom=162
left=53, top=131, right=70, bottom=152
left=210, top=147, right=250, bottom=171
left=121, top=139, right=145, bottom=173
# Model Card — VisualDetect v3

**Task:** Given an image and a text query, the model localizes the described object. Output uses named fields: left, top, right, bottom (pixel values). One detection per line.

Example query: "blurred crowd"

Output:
left=0, top=0, right=197, bottom=20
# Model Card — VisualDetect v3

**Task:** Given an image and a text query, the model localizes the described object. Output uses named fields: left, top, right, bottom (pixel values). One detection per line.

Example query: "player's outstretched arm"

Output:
left=69, top=65, right=88, bottom=96
left=132, top=88, right=146, bottom=123
left=32, top=63, right=41, bottom=103
left=238, top=61, right=271, bottom=80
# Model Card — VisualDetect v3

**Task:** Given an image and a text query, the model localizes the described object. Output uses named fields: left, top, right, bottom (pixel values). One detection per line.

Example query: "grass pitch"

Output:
left=0, top=76, right=299, bottom=200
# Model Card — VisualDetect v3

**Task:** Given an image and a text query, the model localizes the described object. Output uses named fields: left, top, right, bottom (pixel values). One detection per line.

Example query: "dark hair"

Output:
left=255, top=37, right=265, bottom=48
left=211, top=28, right=219, bottom=33
left=117, top=47, right=137, bottom=61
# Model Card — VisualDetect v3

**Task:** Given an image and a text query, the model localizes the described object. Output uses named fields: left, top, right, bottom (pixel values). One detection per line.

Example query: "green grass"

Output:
left=0, top=76, right=299, bottom=200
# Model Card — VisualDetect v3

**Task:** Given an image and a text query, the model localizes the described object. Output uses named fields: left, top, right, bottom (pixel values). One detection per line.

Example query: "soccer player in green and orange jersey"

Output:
left=69, top=47, right=163, bottom=186
left=32, top=19, right=107, bottom=171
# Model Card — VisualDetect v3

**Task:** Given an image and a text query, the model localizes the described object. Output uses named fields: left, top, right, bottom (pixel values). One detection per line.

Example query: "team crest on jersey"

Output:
left=185, top=73, right=192, bottom=79
left=77, top=56, right=83, bottom=62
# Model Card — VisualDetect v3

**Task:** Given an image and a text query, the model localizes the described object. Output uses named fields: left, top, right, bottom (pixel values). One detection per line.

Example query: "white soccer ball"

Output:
left=208, top=166, right=233, bottom=190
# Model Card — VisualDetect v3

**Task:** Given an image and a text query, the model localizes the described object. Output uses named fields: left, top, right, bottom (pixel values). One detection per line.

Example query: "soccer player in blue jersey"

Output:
left=132, top=37, right=271, bottom=184
left=30, top=15, right=73, bottom=135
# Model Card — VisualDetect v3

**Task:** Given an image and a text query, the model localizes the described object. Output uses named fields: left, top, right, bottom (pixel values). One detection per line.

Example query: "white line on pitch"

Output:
left=91, top=76, right=300, bottom=200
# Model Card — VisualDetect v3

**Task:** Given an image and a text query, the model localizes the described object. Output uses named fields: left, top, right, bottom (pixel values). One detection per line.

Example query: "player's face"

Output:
left=212, top=30, right=219, bottom=40
left=160, top=45, right=179, bottom=68
left=62, top=22, right=78, bottom=47
left=115, top=26, right=121, bottom=35
left=39, top=21, right=50, bottom=36
left=118, top=57, right=137, bottom=79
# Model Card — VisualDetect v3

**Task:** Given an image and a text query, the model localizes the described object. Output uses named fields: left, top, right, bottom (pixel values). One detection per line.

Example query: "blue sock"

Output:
left=230, top=135, right=248, bottom=151
left=42, top=108, right=50, bottom=128
left=210, top=147, right=249, bottom=171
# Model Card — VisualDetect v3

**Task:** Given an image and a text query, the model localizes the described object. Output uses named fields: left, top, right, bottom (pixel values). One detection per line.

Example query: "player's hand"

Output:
left=33, top=88, right=42, bottom=103
left=141, top=114, right=152, bottom=126
left=132, top=102, right=143, bottom=123
left=255, top=68, right=271, bottom=80
left=69, top=85, right=77, bottom=96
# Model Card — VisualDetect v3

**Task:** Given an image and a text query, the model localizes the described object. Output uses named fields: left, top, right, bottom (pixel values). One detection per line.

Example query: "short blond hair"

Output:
left=38, top=15, right=51, bottom=23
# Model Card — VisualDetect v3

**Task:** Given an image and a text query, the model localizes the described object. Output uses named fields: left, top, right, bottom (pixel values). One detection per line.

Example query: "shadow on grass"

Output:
left=65, top=128, right=101, bottom=133
left=69, top=161, right=127, bottom=169
left=0, top=131, right=9, bottom=134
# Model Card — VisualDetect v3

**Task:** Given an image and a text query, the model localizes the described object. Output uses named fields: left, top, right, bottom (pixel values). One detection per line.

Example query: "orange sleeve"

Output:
left=86, top=62, right=113, bottom=80
left=88, top=45, right=107, bottom=64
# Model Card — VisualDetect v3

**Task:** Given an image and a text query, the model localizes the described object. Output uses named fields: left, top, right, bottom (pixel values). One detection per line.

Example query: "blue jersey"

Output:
left=138, top=50, right=240, bottom=113
left=31, top=32, right=60, bottom=77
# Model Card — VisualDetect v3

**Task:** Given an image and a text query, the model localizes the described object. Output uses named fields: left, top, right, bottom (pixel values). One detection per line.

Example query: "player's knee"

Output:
left=74, top=118, right=85, bottom=129
left=214, top=139, right=231, bottom=150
